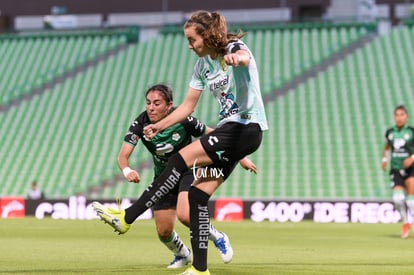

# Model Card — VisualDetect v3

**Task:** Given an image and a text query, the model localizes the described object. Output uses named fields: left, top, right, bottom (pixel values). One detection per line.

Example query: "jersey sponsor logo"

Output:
left=219, top=92, right=239, bottom=120
left=392, top=138, right=406, bottom=149
left=145, top=168, right=181, bottom=208
left=214, top=198, right=243, bottom=221
left=155, top=143, right=174, bottom=156
left=198, top=205, right=209, bottom=249
left=209, top=75, right=229, bottom=91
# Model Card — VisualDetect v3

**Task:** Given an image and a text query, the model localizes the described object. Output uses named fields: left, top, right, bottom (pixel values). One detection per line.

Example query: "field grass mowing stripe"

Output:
left=0, top=218, right=413, bottom=274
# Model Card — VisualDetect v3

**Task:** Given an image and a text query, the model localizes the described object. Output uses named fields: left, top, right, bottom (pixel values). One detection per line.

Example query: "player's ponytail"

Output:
left=185, top=10, right=245, bottom=56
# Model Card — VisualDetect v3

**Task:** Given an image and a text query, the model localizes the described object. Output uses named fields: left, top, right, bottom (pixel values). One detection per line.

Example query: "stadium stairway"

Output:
left=0, top=33, right=128, bottom=112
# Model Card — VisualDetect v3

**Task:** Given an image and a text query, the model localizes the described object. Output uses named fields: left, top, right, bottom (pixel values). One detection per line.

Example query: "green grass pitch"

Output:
left=1, top=218, right=414, bottom=274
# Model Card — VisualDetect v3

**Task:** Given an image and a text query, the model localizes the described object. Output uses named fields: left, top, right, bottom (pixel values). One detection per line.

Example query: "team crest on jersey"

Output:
left=172, top=132, right=180, bottom=141
left=393, top=138, right=406, bottom=149
left=220, top=58, right=228, bottom=71
left=404, top=133, right=410, bottom=140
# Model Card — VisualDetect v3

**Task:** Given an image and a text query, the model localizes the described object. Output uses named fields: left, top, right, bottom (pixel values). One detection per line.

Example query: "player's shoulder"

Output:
left=227, top=39, right=248, bottom=53
left=407, top=126, right=414, bottom=134
left=135, top=111, right=150, bottom=124
left=385, top=127, right=393, bottom=135
left=181, top=115, right=205, bottom=133
left=128, top=111, right=149, bottom=131
left=181, top=115, right=197, bottom=125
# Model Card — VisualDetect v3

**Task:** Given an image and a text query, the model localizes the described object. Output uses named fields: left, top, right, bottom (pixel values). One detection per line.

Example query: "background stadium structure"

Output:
left=1, top=4, right=414, bottom=202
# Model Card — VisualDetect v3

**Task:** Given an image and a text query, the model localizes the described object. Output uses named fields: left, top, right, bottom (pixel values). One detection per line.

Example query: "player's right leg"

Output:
left=92, top=201, right=130, bottom=234
left=392, top=187, right=409, bottom=238
left=154, top=199, right=192, bottom=269
left=180, top=265, right=210, bottom=275
left=92, top=153, right=191, bottom=234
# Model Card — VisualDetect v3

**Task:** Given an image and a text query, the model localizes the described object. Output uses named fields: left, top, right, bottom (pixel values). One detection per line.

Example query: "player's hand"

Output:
left=381, top=161, right=387, bottom=171
left=224, top=53, right=241, bottom=66
left=125, top=169, right=141, bottom=183
left=239, top=157, right=257, bottom=174
left=143, top=124, right=160, bottom=140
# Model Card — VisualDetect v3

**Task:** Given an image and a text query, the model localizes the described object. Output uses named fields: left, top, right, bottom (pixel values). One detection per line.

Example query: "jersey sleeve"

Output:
left=384, top=128, right=391, bottom=145
left=124, top=113, right=145, bottom=146
left=227, top=40, right=248, bottom=53
left=407, top=127, right=414, bottom=154
left=181, top=116, right=206, bottom=137
left=189, top=58, right=206, bottom=91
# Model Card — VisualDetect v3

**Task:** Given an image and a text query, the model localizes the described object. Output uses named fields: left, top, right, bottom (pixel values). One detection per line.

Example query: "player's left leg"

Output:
left=185, top=178, right=221, bottom=274
left=154, top=209, right=192, bottom=269
left=182, top=122, right=262, bottom=273
left=404, top=176, right=414, bottom=237
left=176, top=182, right=233, bottom=264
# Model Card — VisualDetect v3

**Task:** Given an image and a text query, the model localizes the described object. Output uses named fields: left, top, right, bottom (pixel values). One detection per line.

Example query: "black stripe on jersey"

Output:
left=230, top=42, right=243, bottom=53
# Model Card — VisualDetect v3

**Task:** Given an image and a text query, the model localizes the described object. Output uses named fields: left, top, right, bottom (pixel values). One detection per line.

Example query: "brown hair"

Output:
left=145, top=84, right=173, bottom=103
left=184, top=10, right=245, bottom=56
left=394, top=105, right=407, bottom=115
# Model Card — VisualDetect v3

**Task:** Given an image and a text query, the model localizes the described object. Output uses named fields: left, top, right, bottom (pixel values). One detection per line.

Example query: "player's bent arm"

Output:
left=144, top=87, right=202, bottom=137
left=118, top=143, right=140, bottom=183
left=381, top=144, right=390, bottom=171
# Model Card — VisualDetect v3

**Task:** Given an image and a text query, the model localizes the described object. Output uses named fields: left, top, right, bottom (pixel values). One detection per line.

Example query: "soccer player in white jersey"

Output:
left=93, top=10, right=268, bottom=275
left=113, top=83, right=256, bottom=268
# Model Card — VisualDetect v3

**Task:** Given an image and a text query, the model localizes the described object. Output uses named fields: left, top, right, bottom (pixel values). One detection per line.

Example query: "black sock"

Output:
left=124, top=153, right=188, bottom=224
left=188, top=186, right=211, bottom=272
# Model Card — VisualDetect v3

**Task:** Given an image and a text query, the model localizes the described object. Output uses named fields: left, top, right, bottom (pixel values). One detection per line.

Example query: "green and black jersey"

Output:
left=384, top=125, right=414, bottom=170
left=124, top=111, right=206, bottom=177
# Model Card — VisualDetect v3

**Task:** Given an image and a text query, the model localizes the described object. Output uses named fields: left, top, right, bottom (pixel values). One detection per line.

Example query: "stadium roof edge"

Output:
left=160, top=21, right=378, bottom=35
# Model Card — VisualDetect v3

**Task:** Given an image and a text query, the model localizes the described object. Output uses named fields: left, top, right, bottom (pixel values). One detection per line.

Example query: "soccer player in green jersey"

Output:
left=96, top=84, right=256, bottom=268
left=93, top=10, right=268, bottom=275
left=382, top=105, right=414, bottom=238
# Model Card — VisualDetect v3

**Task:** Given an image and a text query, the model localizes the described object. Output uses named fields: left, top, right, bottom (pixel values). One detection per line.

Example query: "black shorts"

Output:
left=152, top=170, right=193, bottom=211
left=199, top=122, right=263, bottom=180
left=389, top=167, right=414, bottom=188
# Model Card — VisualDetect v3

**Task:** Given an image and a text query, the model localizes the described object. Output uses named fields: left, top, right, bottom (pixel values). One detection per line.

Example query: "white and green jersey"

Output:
left=189, top=39, right=268, bottom=131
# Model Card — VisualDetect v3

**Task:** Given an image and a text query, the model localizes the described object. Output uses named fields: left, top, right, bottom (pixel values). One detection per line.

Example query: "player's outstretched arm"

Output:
left=144, top=87, right=202, bottom=139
